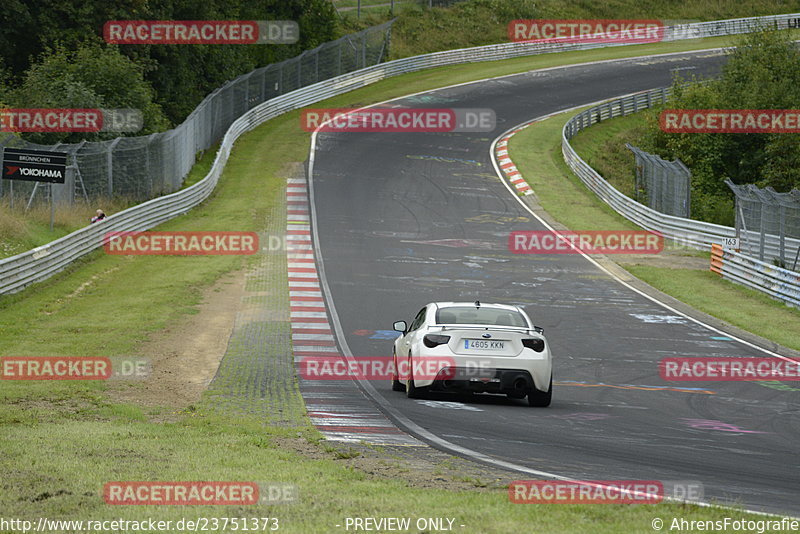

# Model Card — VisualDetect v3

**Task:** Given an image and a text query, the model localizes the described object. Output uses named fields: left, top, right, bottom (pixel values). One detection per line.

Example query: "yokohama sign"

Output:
left=2, top=147, right=67, bottom=184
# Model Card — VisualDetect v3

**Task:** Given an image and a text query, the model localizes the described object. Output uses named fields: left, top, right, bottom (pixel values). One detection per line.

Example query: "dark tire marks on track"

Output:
left=309, top=50, right=800, bottom=515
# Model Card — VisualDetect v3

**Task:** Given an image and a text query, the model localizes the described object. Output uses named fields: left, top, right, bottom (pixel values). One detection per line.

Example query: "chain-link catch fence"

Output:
left=726, top=179, right=800, bottom=268
left=0, top=21, right=394, bottom=207
left=626, top=144, right=691, bottom=218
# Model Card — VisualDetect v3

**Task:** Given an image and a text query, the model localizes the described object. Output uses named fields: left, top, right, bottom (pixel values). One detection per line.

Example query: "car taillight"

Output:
left=423, top=334, right=451, bottom=348
left=522, top=338, right=545, bottom=352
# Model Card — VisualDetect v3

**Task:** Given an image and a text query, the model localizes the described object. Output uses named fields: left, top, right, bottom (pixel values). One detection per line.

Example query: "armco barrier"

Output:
left=2, top=13, right=799, bottom=295
left=562, top=90, right=800, bottom=307
left=710, top=245, right=800, bottom=307
left=562, top=89, right=800, bottom=260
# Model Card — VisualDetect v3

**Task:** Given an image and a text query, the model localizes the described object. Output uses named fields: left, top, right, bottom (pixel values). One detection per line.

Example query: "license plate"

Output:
left=464, top=339, right=505, bottom=350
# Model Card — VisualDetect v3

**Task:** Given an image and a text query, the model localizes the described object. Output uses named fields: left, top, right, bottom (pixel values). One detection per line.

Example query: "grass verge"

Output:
left=341, top=0, right=800, bottom=59
left=4, top=414, right=770, bottom=533
left=1, top=35, right=795, bottom=530
left=0, top=197, right=132, bottom=260
left=0, top=148, right=220, bottom=260
left=569, top=112, right=647, bottom=198
left=508, top=108, right=800, bottom=351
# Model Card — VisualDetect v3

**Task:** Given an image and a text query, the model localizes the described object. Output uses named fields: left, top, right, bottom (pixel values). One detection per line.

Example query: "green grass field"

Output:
left=1, top=29, right=796, bottom=533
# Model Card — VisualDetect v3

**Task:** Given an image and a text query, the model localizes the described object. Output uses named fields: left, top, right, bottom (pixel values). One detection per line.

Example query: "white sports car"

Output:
left=391, top=301, right=552, bottom=407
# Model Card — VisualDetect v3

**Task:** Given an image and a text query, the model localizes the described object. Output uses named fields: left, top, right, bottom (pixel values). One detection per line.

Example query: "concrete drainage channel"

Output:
left=203, top=181, right=305, bottom=424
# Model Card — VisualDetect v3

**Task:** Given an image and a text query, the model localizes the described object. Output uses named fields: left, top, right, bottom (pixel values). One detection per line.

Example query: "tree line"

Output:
left=0, top=0, right=338, bottom=144
left=639, top=30, right=800, bottom=225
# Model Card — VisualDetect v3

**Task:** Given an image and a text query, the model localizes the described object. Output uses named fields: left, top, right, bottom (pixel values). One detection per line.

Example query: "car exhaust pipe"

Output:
left=513, top=378, right=527, bottom=391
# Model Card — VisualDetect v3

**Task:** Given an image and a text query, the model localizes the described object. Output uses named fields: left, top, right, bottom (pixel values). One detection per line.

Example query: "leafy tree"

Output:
left=117, top=0, right=339, bottom=121
left=0, top=0, right=339, bottom=124
left=762, top=133, right=800, bottom=191
left=717, top=29, right=800, bottom=191
left=11, top=42, right=169, bottom=144
left=0, top=0, right=147, bottom=82
left=640, top=29, right=800, bottom=224
left=0, top=58, right=9, bottom=106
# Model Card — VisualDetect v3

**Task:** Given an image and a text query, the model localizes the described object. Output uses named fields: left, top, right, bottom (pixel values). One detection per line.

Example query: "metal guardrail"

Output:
left=563, top=89, right=800, bottom=307
left=711, top=244, right=800, bottom=307
left=563, top=89, right=800, bottom=259
left=2, top=12, right=800, bottom=296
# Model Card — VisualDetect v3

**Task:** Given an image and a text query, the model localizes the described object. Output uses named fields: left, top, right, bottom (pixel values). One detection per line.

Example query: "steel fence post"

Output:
left=107, top=138, right=121, bottom=197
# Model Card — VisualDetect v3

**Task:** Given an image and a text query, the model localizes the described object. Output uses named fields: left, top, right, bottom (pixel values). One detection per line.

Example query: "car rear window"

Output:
left=436, top=307, right=528, bottom=327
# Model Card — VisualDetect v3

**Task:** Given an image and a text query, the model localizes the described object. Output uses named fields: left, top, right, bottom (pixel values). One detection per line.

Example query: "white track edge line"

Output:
left=307, top=51, right=796, bottom=519
left=490, top=101, right=793, bottom=362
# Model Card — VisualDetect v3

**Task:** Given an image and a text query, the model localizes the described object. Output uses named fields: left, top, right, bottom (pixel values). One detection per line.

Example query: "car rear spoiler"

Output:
left=435, top=324, right=544, bottom=335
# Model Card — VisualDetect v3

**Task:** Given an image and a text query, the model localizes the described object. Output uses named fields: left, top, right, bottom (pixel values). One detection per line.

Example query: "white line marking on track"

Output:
left=308, top=48, right=798, bottom=516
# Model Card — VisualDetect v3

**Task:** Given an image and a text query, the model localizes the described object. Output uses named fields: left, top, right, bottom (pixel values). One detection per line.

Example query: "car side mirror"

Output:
left=533, top=326, right=544, bottom=334
left=393, top=320, right=407, bottom=333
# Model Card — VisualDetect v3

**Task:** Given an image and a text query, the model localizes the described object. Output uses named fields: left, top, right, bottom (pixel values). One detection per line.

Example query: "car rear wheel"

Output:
left=528, top=374, right=552, bottom=407
left=391, top=353, right=404, bottom=391
left=406, top=354, right=422, bottom=399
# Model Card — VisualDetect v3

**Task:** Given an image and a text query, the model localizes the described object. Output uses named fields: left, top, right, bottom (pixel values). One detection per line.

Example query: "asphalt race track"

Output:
left=308, top=49, right=800, bottom=515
